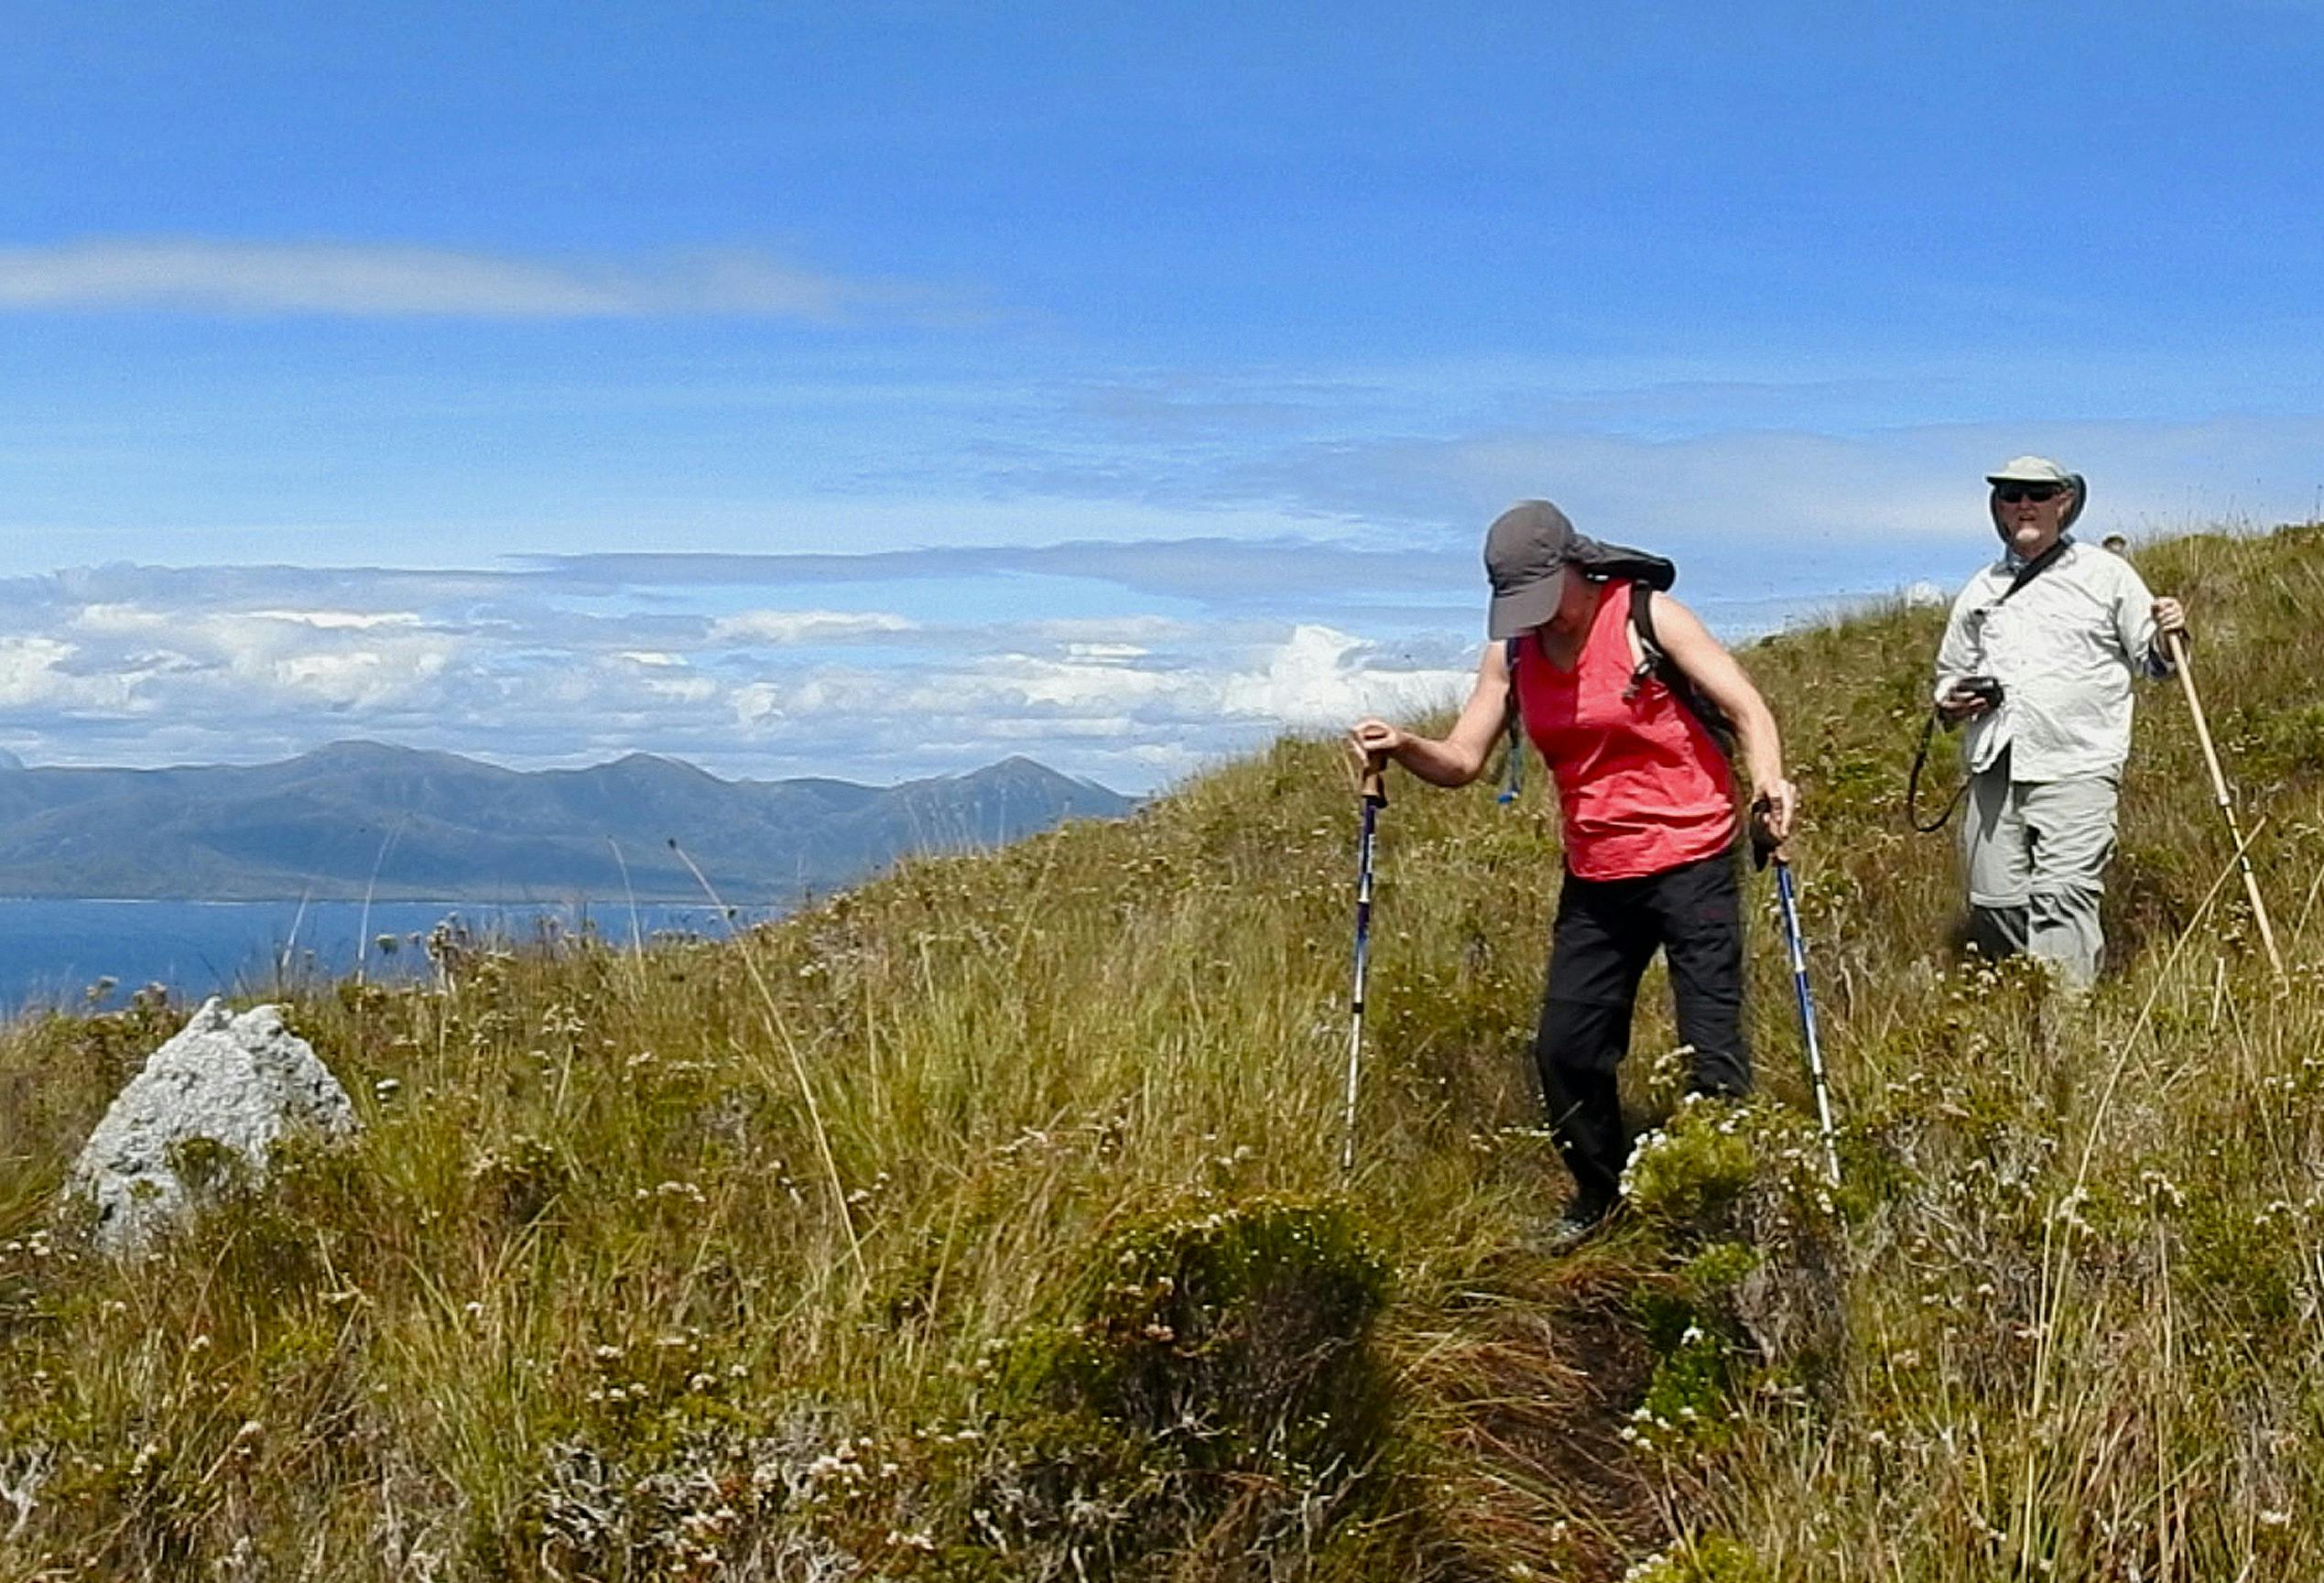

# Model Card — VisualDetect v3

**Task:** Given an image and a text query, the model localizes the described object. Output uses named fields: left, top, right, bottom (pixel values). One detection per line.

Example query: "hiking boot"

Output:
left=1540, top=1193, right=1617, bottom=1252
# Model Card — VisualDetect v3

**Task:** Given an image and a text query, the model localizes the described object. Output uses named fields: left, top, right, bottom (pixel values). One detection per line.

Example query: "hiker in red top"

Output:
left=1351, top=500, right=1797, bottom=1244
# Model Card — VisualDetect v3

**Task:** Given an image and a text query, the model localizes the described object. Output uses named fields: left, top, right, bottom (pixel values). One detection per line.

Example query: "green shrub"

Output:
left=1625, top=1534, right=1768, bottom=1581
left=1622, top=1099, right=1759, bottom=1232
left=1044, top=1196, right=1392, bottom=1474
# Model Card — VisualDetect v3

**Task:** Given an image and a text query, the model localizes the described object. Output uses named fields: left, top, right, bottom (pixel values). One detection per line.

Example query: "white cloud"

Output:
left=1220, top=624, right=1467, bottom=727
left=644, top=676, right=720, bottom=703
left=761, top=625, right=1468, bottom=748
left=612, top=653, right=718, bottom=703
left=0, top=240, right=932, bottom=320
left=71, top=602, right=174, bottom=637
left=1018, top=616, right=1200, bottom=644
left=0, top=520, right=2022, bottom=790
left=56, top=601, right=466, bottom=713
left=0, top=637, right=86, bottom=709
left=706, top=610, right=919, bottom=645
left=0, top=547, right=1503, bottom=789
left=0, top=634, right=160, bottom=714
left=277, top=646, right=452, bottom=709
left=726, top=680, right=780, bottom=719
left=246, top=609, right=424, bottom=630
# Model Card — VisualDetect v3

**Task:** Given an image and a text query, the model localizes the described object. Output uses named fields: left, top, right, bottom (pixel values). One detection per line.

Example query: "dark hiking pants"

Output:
left=1535, top=852, right=1751, bottom=1209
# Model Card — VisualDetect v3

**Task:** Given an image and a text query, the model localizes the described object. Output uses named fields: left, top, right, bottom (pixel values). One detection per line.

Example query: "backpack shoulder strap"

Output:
left=1627, top=580, right=1665, bottom=680
left=1623, top=583, right=1734, bottom=754
left=1498, top=634, right=1525, bottom=804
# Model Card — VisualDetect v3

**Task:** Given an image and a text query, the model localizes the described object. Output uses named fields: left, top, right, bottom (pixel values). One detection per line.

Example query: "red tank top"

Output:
left=1513, top=580, right=1737, bottom=880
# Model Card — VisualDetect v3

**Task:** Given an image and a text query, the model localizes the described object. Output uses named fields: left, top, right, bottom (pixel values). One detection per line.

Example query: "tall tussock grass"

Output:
left=5, top=522, right=2324, bottom=1580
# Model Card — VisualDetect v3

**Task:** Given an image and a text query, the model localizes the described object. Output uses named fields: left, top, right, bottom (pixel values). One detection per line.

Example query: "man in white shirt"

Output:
left=1932, top=456, right=2188, bottom=988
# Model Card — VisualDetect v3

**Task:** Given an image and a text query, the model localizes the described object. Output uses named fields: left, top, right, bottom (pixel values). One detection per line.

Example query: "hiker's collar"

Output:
left=2003, top=532, right=2075, bottom=573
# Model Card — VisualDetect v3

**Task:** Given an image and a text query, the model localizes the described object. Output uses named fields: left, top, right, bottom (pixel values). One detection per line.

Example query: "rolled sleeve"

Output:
left=2110, top=564, right=2174, bottom=679
left=1934, top=584, right=1988, bottom=706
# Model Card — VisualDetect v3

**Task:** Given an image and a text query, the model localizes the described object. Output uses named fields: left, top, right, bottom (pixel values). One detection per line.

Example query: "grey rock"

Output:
left=68, top=997, right=357, bottom=1252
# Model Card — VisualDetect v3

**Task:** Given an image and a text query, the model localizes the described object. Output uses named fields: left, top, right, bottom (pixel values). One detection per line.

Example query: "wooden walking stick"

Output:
left=2167, top=630, right=2286, bottom=980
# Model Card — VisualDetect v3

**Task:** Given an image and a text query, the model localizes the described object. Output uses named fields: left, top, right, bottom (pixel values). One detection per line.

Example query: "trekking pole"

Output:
left=1341, top=754, right=1387, bottom=1177
left=1772, top=856, right=1841, bottom=1187
left=2167, top=630, right=2287, bottom=981
left=1754, top=813, right=1840, bottom=1186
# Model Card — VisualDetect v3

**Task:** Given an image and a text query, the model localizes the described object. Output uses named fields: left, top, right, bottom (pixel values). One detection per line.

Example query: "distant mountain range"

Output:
left=0, top=743, right=1135, bottom=902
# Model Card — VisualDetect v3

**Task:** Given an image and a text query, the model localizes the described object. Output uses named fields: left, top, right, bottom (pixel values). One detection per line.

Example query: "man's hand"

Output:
left=1938, top=684, right=1996, bottom=723
left=2154, top=596, right=2187, bottom=642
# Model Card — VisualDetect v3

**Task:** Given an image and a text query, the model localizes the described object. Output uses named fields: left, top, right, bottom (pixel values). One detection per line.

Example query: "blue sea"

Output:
left=0, top=898, right=784, bottom=1014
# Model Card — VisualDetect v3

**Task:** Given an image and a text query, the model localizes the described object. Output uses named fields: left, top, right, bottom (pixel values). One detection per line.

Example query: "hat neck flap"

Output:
left=1569, top=537, right=1677, bottom=591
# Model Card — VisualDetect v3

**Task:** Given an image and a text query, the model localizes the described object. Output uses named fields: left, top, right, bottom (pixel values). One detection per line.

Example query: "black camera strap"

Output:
left=1905, top=537, right=2071, bottom=833
left=1998, top=536, right=2071, bottom=603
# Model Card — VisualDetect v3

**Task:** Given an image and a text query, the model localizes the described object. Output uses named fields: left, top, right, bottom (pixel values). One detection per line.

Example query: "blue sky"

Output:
left=4, top=3, right=2321, bottom=788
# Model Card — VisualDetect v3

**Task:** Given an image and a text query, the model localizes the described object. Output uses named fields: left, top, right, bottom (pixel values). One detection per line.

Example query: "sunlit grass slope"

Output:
left=5, top=522, right=2324, bottom=1581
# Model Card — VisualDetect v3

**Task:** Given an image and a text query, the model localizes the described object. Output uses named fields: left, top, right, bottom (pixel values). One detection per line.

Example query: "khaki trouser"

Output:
left=1960, top=762, right=2121, bottom=990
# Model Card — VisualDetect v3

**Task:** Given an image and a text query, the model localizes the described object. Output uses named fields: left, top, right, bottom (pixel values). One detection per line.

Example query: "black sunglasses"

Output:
left=1993, top=482, right=2066, bottom=504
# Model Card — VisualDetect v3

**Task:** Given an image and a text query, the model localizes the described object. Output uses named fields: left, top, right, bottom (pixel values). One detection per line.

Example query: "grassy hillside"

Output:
left=4, top=523, right=2323, bottom=1580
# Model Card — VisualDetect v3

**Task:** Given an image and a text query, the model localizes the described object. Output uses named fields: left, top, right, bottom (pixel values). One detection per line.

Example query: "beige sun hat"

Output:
left=1986, top=455, right=2073, bottom=486
left=1985, top=455, right=2087, bottom=530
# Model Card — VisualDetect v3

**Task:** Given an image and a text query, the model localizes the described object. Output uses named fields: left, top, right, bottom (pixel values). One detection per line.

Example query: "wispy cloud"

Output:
left=7, top=539, right=1476, bottom=620
left=938, top=407, right=2324, bottom=595
left=0, top=239, right=956, bottom=320
left=531, top=537, right=1479, bottom=609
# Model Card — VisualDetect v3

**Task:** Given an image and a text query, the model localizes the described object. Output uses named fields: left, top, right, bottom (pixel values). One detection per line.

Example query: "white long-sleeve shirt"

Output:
left=1932, top=537, right=2172, bottom=782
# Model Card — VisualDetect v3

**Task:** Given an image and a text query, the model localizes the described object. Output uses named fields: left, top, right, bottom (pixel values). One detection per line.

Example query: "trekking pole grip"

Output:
left=1360, top=754, right=1387, bottom=807
left=1748, top=791, right=1783, bottom=870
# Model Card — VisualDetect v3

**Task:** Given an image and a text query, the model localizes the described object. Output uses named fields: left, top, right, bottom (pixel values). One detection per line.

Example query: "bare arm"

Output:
left=1647, top=592, right=1797, bottom=840
left=1347, top=642, right=1512, bottom=789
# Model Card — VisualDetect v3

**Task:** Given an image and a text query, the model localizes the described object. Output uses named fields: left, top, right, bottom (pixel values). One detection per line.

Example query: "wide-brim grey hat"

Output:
left=1986, top=454, right=2088, bottom=531
left=1483, top=500, right=1675, bottom=638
